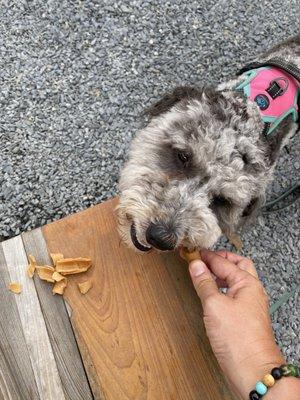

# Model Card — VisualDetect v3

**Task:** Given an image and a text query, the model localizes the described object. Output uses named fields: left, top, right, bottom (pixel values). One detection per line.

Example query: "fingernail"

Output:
left=190, top=261, right=206, bottom=277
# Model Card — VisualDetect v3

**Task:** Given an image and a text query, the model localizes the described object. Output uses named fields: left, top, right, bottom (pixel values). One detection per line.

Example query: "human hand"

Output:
left=189, top=250, right=285, bottom=399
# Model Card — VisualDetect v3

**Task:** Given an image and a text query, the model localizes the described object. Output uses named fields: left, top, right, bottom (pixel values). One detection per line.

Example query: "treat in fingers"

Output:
left=180, top=247, right=201, bottom=263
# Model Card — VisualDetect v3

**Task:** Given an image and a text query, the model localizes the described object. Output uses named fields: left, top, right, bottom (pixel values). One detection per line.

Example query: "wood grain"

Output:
left=160, top=251, right=235, bottom=399
left=0, top=244, right=40, bottom=400
left=43, top=198, right=236, bottom=400
left=22, top=228, right=93, bottom=400
left=2, top=236, right=65, bottom=400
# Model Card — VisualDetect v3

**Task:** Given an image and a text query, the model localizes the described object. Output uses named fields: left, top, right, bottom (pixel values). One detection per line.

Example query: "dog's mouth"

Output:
left=130, top=224, right=152, bottom=252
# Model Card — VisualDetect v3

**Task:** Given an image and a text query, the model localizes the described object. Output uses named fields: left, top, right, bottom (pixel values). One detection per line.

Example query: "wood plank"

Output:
left=0, top=244, right=40, bottom=400
left=43, top=198, right=235, bottom=400
left=160, top=251, right=235, bottom=399
left=2, top=236, right=65, bottom=400
left=22, top=228, right=94, bottom=400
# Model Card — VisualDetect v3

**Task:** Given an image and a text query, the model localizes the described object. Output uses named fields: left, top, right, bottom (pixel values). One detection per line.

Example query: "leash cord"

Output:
left=262, top=182, right=300, bottom=214
left=262, top=183, right=300, bottom=315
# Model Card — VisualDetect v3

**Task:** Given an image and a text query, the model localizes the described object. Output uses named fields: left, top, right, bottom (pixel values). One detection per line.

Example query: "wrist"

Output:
left=229, top=344, right=285, bottom=399
left=264, top=377, right=300, bottom=400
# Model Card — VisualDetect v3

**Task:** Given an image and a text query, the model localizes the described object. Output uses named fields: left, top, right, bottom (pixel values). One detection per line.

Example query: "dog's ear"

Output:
left=262, top=116, right=296, bottom=165
left=145, top=86, right=204, bottom=118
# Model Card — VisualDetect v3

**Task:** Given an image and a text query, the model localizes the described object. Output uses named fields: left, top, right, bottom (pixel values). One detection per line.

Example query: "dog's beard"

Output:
left=117, top=192, right=223, bottom=252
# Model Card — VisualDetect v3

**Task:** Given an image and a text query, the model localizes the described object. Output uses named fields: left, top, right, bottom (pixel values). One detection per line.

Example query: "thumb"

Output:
left=189, top=260, right=219, bottom=304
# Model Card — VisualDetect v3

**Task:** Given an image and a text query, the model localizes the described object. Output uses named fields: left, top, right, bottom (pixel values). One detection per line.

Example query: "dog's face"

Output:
left=118, top=86, right=277, bottom=252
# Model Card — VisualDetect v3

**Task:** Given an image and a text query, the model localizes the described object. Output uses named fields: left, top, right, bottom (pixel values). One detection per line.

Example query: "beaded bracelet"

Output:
left=249, top=363, right=299, bottom=399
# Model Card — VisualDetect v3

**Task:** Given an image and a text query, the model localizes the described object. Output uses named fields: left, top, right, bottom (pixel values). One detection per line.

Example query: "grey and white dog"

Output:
left=118, top=35, right=300, bottom=253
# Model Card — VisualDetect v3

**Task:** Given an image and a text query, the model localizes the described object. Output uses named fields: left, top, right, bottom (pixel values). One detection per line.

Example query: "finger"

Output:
left=200, top=250, right=250, bottom=288
left=237, top=259, right=258, bottom=278
left=215, top=250, right=250, bottom=264
left=215, top=250, right=258, bottom=278
left=189, top=260, right=219, bottom=304
left=211, top=273, right=227, bottom=289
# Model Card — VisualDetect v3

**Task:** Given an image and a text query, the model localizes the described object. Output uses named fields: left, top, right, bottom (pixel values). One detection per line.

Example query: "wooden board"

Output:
left=0, top=244, right=40, bottom=400
left=22, top=229, right=93, bottom=400
left=43, top=198, right=236, bottom=400
left=2, top=236, right=66, bottom=400
left=0, top=233, right=93, bottom=400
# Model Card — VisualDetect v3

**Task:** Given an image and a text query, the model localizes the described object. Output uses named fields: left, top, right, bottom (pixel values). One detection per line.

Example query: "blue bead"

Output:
left=255, top=381, right=268, bottom=396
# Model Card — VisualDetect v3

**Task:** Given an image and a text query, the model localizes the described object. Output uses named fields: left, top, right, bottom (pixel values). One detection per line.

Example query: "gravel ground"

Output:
left=0, top=1, right=299, bottom=363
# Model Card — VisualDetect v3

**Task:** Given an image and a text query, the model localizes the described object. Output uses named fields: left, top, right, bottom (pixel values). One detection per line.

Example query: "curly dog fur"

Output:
left=118, top=35, right=300, bottom=252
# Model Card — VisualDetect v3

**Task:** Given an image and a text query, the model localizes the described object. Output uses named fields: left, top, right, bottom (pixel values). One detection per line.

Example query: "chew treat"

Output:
left=50, top=253, right=64, bottom=266
left=56, top=258, right=92, bottom=275
left=9, top=282, right=22, bottom=294
left=78, top=280, right=92, bottom=295
left=52, top=271, right=65, bottom=282
left=36, top=265, right=55, bottom=282
left=52, top=278, right=67, bottom=295
left=27, top=254, right=37, bottom=278
left=180, top=247, right=201, bottom=262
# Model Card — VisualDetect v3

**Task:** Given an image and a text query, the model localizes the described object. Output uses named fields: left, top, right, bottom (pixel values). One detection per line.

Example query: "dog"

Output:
left=118, top=35, right=300, bottom=253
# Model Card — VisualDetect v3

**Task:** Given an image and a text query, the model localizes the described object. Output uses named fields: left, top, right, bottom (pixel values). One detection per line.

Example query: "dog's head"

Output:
left=118, top=86, right=288, bottom=252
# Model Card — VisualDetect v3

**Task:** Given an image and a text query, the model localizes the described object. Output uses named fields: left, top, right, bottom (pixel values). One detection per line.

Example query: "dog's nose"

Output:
left=146, top=222, right=176, bottom=251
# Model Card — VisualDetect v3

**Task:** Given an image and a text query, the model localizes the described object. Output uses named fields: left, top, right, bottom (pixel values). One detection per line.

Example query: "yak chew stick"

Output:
left=179, top=247, right=201, bottom=262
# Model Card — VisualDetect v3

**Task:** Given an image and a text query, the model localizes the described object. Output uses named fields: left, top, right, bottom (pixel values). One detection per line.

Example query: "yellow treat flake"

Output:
left=56, top=258, right=92, bottom=275
left=36, top=265, right=55, bottom=282
left=9, top=282, right=22, bottom=294
left=50, top=253, right=64, bottom=266
left=78, top=280, right=92, bottom=295
left=27, top=254, right=37, bottom=278
left=52, top=271, right=65, bottom=282
left=52, top=278, right=67, bottom=295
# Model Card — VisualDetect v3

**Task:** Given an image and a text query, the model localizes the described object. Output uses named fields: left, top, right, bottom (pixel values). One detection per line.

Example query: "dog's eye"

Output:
left=241, top=153, right=249, bottom=164
left=211, top=196, right=231, bottom=208
left=177, top=150, right=191, bottom=165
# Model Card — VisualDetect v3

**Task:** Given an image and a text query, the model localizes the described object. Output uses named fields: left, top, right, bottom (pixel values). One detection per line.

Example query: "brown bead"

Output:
left=262, top=374, right=275, bottom=387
